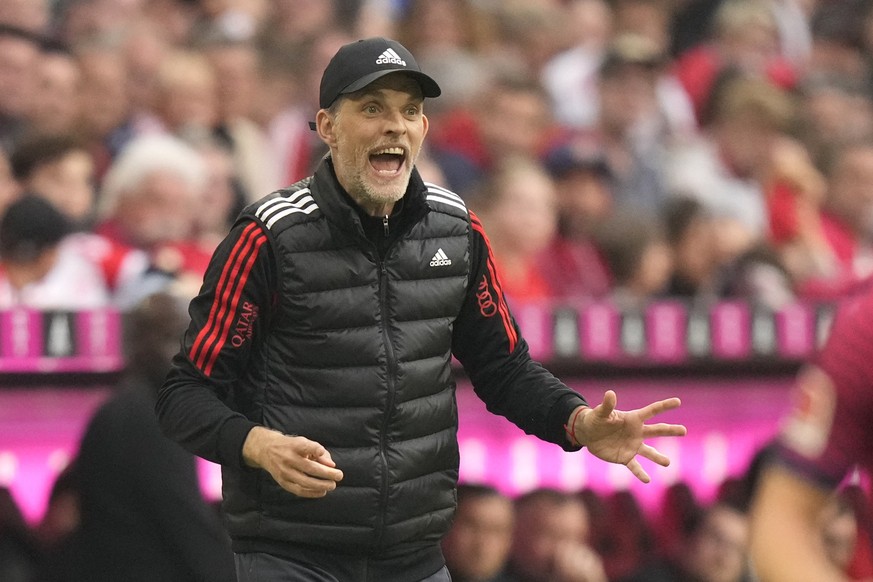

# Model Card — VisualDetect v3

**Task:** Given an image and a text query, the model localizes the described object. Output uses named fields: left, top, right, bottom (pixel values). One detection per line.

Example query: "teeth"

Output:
left=373, top=147, right=404, bottom=156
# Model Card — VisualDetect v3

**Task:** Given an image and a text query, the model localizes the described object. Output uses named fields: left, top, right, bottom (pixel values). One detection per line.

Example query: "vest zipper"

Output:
left=375, top=260, right=395, bottom=548
left=383, top=214, right=389, bottom=237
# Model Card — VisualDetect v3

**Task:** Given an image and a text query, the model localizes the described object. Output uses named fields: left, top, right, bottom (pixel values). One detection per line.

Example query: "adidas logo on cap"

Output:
left=430, top=248, right=452, bottom=267
left=376, top=48, right=406, bottom=66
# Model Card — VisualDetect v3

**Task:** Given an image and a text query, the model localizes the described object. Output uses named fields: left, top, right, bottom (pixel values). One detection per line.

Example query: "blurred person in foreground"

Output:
left=155, top=36, right=686, bottom=581
left=442, top=484, right=515, bottom=582
left=502, top=487, right=607, bottom=582
left=749, top=281, right=873, bottom=581
left=38, top=291, right=235, bottom=582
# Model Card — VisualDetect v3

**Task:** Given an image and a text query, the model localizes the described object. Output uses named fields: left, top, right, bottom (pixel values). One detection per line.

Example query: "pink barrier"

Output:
left=0, top=309, right=123, bottom=373
left=0, top=376, right=794, bottom=525
left=0, top=301, right=834, bottom=376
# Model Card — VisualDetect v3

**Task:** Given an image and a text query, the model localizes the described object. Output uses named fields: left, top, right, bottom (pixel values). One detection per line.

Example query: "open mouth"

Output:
left=369, top=147, right=406, bottom=174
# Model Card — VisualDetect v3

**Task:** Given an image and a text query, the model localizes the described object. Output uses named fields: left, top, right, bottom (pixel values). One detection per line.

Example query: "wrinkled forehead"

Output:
left=344, top=72, right=425, bottom=102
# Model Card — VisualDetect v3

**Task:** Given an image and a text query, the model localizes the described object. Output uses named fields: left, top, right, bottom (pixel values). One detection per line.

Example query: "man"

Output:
left=502, top=488, right=608, bottom=582
left=156, top=37, right=686, bottom=582
left=623, top=501, right=753, bottom=582
left=38, top=292, right=235, bottom=582
left=749, top=283, right=873, bottom=581
left=442, top=484, right=515, bottom=582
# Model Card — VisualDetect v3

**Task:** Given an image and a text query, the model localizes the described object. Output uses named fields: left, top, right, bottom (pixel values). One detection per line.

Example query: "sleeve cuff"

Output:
left=217, top=416, right=259, bottom=469
left=548, top=392, right=588, bottom=451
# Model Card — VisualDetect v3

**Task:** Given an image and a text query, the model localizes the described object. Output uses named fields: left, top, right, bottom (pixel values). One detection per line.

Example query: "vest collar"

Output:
left=312, top=156, right=430, bottom=236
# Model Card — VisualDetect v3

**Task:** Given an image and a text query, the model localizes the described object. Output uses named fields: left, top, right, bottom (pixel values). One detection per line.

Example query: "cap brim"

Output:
left=341, top=69, right=441, bottom=99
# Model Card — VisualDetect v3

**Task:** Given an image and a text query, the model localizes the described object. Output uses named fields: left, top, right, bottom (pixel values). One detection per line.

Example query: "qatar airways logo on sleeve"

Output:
left=231, top=302, right=260, bottom=348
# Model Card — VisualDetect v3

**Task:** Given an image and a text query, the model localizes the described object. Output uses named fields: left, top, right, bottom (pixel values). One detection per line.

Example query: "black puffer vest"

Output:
left=222, top=160, right=471, bottom=558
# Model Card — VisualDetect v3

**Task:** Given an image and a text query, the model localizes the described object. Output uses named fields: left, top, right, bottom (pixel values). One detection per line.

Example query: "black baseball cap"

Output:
left=318, top=37, right=441, bottom=109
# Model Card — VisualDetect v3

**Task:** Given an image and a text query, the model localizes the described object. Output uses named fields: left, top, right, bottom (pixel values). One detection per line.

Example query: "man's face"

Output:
left=442, top=494, right=515, bottom=581
left=318, top=73, right=428, bottom=212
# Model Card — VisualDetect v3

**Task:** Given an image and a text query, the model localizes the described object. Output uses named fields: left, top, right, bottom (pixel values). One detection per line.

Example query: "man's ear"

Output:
left=315, top=109, right=336, bottom=147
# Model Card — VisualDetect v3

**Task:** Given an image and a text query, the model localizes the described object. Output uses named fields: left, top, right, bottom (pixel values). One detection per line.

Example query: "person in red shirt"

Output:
left=750, top=282, right=873, bottom=580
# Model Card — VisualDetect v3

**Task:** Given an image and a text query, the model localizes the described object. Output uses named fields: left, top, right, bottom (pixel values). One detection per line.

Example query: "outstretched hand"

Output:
left=570, top=390, right=686, bottom=483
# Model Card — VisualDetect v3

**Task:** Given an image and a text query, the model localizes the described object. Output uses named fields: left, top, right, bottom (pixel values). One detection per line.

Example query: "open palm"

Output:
left=574, top=390, right=686, bottom=483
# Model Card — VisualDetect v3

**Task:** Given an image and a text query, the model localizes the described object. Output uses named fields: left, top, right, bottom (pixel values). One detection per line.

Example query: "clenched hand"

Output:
left=242, top=427, right=344, bottom=498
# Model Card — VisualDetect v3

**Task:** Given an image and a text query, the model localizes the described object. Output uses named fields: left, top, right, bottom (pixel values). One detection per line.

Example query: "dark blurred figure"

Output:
left=502, top=487, right=607, bottom=582
left=597, top=490, right=656, bottom=581
left=0, top=487, right=41, bottom=582
left=620, top=500, right=753, bottom=582
left=442, top=484, right=515, bottom=582
left=37, top=292, right=235, bottom=582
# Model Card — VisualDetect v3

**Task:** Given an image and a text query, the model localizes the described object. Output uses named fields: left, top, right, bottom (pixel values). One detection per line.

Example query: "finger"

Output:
left=626, top=458, right=650, bottom=483
left=594, top=389, right=617, bottom=418
left=642, top=422, right=687, bottom=438
left=300, top=457, right=344, bottom=482
left=314, top=448, right=337, bottom=468
left=637, top=443, right=670, bottom=467
left=637, top=397, right=682, bottom=420
left=280, top=467, right=341, bottom=493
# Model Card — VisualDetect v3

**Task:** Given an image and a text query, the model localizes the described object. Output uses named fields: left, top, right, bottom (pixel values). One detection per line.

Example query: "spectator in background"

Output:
left=0, top=147, right=20, bottom=216
left=10, top=132, right=96, bottom=227
left=121, top=20, right=172, bottom=132
left=442, top=484, right=515, bottom=582
left=663, top=196, right=723, bottom=301
left=149, top=49, right=220, bottom=139
left=0, top=196, right=153, bottom=310
left=596, top=209, right=673, bottom=309
left=621, top=500, right=753, bottom=582
left=252, top=46, right=321, bottom=187
left=94, top=133, right=211, bottom=296
left=37, top=291, right=236, bottom=582
left=502, top=487, right=608, bottom=582
left=185, top=131, right=246, bottom=252
left=796, top=72, right=873, bottom=169
left=597, top=490, right=656, bottom=581
left=470, top=156, right=559, bottom=305
left=672, top=0, right=797, bottom=125
left=429, top=71, right=560, bottom=196
left=539, top=0, right=613, bottom=131
left=29, top=40, right=82, bottom=137
left=587, top=32, right=677, bottom=213
left=200, top=33, right=275, bottom=200
left=74, top=41, right=138, bottom=183
left=540, top=140, right=614, bottom=300
left=0, top=25, right=42, bottom=151
left=665, top=74, right=797, bottom=263
left=797, top=139, right=873, bottom=300
left=805, top=0, right=872, bottom=82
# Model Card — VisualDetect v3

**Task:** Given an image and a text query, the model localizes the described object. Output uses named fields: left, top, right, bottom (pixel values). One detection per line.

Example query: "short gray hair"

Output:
left=98, top=133, right=207, bottom=218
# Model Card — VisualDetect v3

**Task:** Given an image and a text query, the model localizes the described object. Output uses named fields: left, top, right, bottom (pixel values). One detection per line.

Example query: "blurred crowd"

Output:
left=2, top=0, right=873, bottom=311
left=4, top=457, right=873, bottom=581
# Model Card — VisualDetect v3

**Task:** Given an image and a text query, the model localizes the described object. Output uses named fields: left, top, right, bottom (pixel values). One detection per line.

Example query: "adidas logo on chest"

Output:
left=430, top=248, right=452, bottom=267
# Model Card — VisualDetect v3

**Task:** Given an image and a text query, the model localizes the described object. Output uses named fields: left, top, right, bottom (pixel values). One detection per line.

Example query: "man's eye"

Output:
left=365, top=105, right=379, bottom=114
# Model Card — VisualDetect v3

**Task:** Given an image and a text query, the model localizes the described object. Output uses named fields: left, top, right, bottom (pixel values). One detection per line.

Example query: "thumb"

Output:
left=595, top=390, right=617, bottom=418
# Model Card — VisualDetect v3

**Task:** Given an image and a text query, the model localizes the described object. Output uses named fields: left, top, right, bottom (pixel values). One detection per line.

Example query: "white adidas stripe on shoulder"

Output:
left=425, top=183, right=467, bottom=214
left=256, top=188, right=319, bottom=229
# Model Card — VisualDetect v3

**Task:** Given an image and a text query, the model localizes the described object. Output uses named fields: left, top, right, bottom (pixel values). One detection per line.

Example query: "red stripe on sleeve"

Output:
left=201, top=233, right=267, bottom=376
left=471, top=212, right=518, bottom=352
left=189, top=222, right=262, bottom=371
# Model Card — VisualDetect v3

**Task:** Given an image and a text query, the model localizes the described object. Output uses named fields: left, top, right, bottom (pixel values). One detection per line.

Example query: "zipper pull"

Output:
left=383, top=215, right=390, bottom=237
